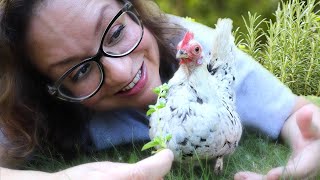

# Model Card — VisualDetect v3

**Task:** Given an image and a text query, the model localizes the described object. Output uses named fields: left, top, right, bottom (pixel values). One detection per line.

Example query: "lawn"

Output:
left=26, top=133, right=289, bottom=179
left=24, top=96, right=320, bottom=179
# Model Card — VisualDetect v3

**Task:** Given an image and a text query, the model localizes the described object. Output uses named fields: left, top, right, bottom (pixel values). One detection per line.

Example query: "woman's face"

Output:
left=26, top=0, right=162, bottom=111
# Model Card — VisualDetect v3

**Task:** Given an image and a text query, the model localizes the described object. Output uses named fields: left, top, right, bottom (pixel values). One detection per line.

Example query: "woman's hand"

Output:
left=265, top=104, right=320, bottom=179
left=1, top=149, right=174, bottom=180
left=234, top=99, right=320, bottom=180
left=55, top=149, right=174, bottom=180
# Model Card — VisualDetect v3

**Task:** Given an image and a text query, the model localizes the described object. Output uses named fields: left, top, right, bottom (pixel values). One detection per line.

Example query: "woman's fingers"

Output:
left=130, top=149, right=174, bottom=179
left=234, top=171, right=264, bottom=180
left=266, top=139, right=320, bottom=180
left=296, top=105, right=319, bottom=139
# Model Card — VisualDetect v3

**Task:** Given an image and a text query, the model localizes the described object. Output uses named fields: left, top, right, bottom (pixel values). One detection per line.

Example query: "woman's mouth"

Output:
left=117, top=62, right=147, bottom=96
left=121, top=69, right=142, bottom=91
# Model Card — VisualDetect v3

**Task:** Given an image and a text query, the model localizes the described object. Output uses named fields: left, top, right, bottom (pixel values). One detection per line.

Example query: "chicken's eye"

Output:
left=193, top=46, right=200, bottom=54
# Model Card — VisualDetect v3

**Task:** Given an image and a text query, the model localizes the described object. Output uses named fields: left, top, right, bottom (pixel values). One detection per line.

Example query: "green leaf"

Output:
left=159, top=91, right=167, bottom=98
left=141, top=134, right=172, bottom=152
left=185, top=16, right=196, bottom=22
left=238, top=43, right=249, bottom=52
left=162, top=83, right=169, bottom=90
left=146, top=108, right=156, bottom=116
left=165, top=134, right=172, bottom=141
left=156, top=102, right=166, bottom=109
left=152, top=87, right=161, bottom=95
left=153, top=136, right=163, bottom=144
left=141, top=140, right=160, bottom=151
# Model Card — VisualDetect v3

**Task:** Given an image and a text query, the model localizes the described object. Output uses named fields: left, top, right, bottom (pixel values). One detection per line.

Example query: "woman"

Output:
left=0, top=0, right=319, bottom=179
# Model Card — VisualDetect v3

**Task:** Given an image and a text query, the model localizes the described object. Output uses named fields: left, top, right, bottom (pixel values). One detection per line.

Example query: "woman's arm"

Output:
left=0, top=149, right=174, bottom=180
left=1, top=168, right=54, bottom=180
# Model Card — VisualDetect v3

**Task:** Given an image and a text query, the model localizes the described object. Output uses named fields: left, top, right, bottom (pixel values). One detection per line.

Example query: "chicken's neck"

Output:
left=168, top=62, right=208, bottom=92
left=180, top=62, right=199, bottom=76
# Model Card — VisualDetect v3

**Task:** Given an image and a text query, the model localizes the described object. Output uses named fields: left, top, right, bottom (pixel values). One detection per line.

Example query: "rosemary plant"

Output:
left=238, top=0, right=320, bottom=96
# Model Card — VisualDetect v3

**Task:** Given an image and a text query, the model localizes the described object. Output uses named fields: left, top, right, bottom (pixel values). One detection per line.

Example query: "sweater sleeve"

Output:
left=234, top=49, right=296, bottom=138
left=88, top=108, right=150, bottom=150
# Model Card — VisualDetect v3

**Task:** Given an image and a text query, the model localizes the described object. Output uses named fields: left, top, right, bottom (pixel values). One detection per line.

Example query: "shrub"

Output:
left=239, top=0, right=320, bottom=96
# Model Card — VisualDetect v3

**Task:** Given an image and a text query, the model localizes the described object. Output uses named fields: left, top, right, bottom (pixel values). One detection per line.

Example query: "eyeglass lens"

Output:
left=58, top=61, right=103, bottom=98
left=102, top=11, right=142, bottom=56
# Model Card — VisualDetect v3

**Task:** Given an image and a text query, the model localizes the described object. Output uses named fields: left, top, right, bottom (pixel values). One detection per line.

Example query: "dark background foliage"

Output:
left=155, top=0, right=287, bottom=33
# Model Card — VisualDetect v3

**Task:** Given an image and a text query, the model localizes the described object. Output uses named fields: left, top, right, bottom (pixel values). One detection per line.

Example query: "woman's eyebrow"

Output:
left=48, top=4, right=111, bottom=73
left=48, top=56, right=80, bottom=74
left=94, top=4, right=111, bottom=36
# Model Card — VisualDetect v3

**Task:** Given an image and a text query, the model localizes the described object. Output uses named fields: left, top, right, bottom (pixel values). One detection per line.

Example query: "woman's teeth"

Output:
left=121, top=69, right=142, bottom=91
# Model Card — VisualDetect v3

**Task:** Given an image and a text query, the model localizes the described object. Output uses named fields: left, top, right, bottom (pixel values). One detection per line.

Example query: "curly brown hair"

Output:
left=0, top=0, right=183, bottom=167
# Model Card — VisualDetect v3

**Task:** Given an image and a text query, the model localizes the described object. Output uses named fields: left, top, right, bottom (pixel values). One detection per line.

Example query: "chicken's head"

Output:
left=176, top=31, right=203, bottom=65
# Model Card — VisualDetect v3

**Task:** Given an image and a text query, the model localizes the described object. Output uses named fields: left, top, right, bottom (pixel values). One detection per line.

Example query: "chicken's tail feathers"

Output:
left=207, top=18, right=237, bottom=91
left=212, top=18, right=236, bottom=56
left=215, top=18, right=233, bottom=36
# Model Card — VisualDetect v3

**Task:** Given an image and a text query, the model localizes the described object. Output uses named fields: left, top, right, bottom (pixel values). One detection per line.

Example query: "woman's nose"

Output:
left=99, top=56, right=133, bottom=88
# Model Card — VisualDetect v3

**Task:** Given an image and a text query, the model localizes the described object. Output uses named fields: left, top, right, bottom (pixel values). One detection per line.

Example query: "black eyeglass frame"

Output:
left=47, top=1, right=144, bottom=102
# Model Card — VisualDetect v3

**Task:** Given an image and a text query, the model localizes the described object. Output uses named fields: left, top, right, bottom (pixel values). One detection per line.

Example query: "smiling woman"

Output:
left=24, top=0, right=179, bottom=111
left=0, top=0, right=181, bottom=168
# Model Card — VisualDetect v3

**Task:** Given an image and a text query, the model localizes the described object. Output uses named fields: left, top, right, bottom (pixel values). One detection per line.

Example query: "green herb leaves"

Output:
left=141, top=134, right=172, bottom=154
left=146, top=83, right=169, bottom=116
left=142, top=83, right=172, bottom=153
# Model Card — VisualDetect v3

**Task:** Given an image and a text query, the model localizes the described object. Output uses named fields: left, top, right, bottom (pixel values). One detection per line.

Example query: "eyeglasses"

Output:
left=47, top=1, right=144, bottom=102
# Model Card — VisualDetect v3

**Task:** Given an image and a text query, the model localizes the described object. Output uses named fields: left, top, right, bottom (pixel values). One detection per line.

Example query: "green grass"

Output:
left=24, top=132, right=290, bottom=179
left=24, top=105, right=320, bottom=180
left=25, top=93, right=320, bottom=179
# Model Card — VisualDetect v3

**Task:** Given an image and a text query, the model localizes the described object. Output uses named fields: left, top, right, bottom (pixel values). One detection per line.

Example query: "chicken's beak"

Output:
left=176, top=49, right=189, bottom=59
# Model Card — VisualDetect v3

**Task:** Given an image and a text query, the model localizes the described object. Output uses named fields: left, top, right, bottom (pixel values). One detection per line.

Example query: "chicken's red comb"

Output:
left=181, top=31, right=194, bottom=47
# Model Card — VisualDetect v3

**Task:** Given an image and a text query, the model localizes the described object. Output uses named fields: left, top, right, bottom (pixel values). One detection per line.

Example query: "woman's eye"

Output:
left=105, top=24, right=126, bottom=46
left=71, top=63, right=92, bottom=82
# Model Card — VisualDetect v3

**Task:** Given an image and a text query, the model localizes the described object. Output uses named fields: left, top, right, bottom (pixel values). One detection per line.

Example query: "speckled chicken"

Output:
left=148, top=19, right=242, bottom=173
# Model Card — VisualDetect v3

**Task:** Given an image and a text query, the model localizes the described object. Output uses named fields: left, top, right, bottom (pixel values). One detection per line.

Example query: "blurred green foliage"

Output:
left=154, top=0, right=281, bottom=33
left=155, top=0, right=320, bottom=96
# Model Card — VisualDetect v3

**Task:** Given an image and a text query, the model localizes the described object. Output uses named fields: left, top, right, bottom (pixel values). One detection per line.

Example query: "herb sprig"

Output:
left=146, top=83, right=169, bottom=116
left=142, top=83, right=172, bottom=153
